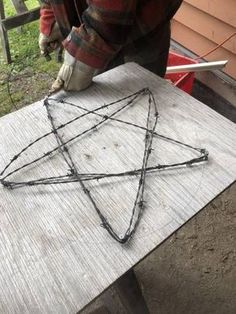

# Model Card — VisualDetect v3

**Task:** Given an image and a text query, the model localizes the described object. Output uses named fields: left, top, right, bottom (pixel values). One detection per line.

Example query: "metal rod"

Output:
left=166, top=60, right=228, bottom=74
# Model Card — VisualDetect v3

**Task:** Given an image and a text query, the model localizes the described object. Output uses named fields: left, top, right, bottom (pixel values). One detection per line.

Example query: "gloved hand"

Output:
left=50, top=51, right=96, bottom=93
left=39, top=22, right=63, bottom=57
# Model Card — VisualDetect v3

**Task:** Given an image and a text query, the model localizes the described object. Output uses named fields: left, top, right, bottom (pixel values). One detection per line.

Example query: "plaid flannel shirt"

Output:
left=40, top=0, right=182, bottom=69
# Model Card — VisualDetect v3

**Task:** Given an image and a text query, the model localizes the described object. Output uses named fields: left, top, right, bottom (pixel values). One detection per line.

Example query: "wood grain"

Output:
left=0, top=63, right=236, bottom=313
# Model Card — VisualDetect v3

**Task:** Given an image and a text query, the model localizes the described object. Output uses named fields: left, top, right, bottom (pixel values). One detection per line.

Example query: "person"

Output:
left=39, top=0, right=183, bottom=93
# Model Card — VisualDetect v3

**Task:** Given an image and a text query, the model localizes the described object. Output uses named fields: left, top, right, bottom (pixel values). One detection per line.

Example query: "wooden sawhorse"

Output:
left=0, top=0, right=40, bottom=63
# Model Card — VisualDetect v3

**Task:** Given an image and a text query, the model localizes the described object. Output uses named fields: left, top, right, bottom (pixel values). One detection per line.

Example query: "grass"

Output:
left=3, top=0, right=38, bottom=15
left=0, top=0, right=61, bottom=117
left=0, top=0, right=39, bottom=66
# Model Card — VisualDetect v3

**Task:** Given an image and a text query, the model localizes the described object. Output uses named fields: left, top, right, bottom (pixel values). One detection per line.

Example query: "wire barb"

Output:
left=0, top=88, right=209, bottom=244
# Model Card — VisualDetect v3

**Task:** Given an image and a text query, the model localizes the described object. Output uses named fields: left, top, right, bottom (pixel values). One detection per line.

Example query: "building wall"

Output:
left=171, top=0, right=236, bottom=79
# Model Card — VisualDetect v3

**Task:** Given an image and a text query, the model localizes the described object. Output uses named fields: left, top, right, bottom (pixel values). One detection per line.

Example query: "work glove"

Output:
left=50, top=51, right=96, bottom=93
left=39, top=22, right=63, bottom=57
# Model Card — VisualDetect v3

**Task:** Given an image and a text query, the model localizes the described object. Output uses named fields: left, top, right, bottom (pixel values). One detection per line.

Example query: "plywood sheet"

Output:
left=0, top=63, right=236, bottom=313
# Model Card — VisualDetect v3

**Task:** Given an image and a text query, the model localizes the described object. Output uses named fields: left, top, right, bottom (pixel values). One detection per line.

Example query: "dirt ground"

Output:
left=83, top=182, right=236, bottom=314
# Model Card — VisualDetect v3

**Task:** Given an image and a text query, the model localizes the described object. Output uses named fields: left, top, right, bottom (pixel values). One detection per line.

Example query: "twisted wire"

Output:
left=0, top=88, right=209, bottom=243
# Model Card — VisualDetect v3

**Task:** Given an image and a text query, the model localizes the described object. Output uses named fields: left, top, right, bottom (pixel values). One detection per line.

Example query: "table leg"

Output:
left=88, top=306, right=111, bottom=314
left=114, top=269, right=150, bottom=314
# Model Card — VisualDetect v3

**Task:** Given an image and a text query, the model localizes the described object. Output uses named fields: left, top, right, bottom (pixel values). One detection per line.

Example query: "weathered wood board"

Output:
left=0, top=63, right=236, bottom=313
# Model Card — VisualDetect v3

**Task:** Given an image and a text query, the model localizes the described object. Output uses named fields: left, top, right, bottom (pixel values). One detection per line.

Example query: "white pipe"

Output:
left=166, top=60, right=228, bottom=74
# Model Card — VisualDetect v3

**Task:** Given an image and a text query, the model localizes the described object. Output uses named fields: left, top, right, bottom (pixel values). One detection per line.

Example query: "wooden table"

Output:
left=0, top=63, right=236, bottom=313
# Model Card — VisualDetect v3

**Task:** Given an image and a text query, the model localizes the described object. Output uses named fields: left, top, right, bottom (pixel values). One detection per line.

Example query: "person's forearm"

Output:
left=63, top=0, right=137, bottom=69
left=40, top=1, right=55, bottom=36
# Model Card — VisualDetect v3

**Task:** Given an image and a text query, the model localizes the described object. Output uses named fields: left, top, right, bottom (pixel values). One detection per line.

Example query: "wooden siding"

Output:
left=172, top=0, right=236, bottom=79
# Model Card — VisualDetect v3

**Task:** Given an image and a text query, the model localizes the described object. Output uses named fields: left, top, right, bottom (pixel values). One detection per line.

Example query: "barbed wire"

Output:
left=0, top=88, right=209, bottom=243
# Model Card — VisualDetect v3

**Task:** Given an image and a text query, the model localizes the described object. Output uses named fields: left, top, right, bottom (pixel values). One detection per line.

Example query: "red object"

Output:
left=165, top=51, right=198, bottom=94
left=40, top=7, right=56, bottom=36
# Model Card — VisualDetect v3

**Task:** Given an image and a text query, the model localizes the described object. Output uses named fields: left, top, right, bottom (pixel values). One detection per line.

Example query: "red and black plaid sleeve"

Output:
left=63, top=0, right=138, bottom=68
left=40, top=0, right=55, bottom=36
left=40, top=0, right=183, bottom=69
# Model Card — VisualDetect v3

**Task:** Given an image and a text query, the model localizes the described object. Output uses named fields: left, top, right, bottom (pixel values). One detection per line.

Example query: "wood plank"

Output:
left=0, top=63, right=236, bottom=313
left=2, top=7, right=40, bottom=31
left=11, top=0, right=28, bottom=14
left=0, top=0, right=11, bottom=63
left=174, top=2, right=236, bottom=54
left=171, top=20, right=236, bottom=80
left=184, top=0, right=236, bottom=28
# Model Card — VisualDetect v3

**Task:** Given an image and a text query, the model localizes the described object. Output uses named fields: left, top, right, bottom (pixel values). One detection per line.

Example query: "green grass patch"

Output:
left=0, top=1, right=61, bottom=117
left=3, top=0, right=39, bottom=16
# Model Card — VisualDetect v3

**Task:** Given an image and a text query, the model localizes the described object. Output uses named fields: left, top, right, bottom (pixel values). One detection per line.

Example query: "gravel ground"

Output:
left=83, top=182, right=236, bottom=314
left=136, top=182, right=236, bottom=314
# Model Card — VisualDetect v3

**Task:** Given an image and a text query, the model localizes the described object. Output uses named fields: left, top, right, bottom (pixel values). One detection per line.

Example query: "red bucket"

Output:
left=165, top=51, right=198, bottom=94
